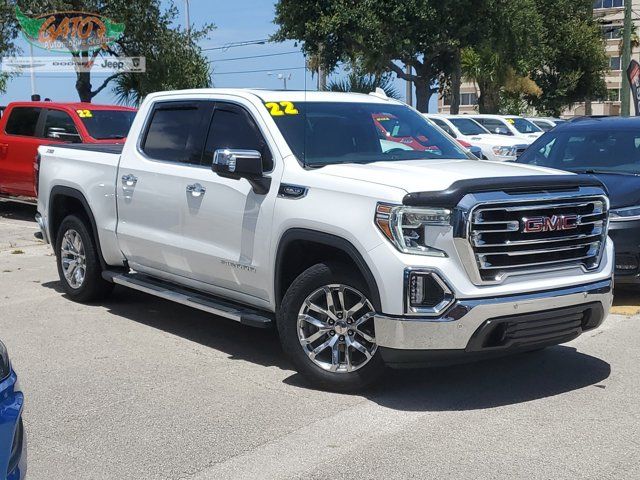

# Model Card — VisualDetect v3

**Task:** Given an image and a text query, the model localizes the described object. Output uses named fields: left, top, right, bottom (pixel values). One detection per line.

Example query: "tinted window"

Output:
left=79, top=110, right=136, bottom=139
left=449, top=118, right=489, bottom=135
left=142, top=102, right=211, bottom=164
left=509, top=117, right=542, bottom=133
left=475, top=118, right=513, bottom=136
left=517, top=129, right=640, bottom=174
left=44, top=110, right=80, bottom=141
left=5, top=107, right=41, bottom=136
left=431, top=118, right=456, bottom=137
left=203, top=103, right=273, bottom=170
left=271, top=102, right=469, bottom=167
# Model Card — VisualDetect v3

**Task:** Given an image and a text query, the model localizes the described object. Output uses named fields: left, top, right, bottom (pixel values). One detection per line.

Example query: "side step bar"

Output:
left=102, top=271, right=274, bottom=329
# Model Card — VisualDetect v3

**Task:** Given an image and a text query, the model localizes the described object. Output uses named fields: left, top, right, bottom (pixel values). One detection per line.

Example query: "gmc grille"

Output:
left=468, top=197, right=608, bottom=282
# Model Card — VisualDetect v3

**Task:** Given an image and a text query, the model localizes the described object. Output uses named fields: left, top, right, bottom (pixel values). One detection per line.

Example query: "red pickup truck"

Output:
left=0, top=101, right=136, bottom=201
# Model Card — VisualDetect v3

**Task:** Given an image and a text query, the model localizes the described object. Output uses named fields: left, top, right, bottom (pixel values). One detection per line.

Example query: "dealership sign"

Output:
left=15, top=6, right=125, bottom=52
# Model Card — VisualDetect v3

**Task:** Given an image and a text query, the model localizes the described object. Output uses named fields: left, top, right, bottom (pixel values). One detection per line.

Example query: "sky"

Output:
left=1, top=0, right=438, bottom=112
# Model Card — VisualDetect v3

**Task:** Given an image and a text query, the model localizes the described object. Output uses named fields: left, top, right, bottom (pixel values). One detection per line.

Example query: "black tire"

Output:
left=277, top=262, right=385, bottom=392
left=55, top=214, right=114, bottom=302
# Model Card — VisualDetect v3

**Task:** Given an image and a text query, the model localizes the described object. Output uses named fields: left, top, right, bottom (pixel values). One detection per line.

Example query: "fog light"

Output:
left=615, top=254, right=639, bottom=272
left=406, top=270, right=455, bottom=315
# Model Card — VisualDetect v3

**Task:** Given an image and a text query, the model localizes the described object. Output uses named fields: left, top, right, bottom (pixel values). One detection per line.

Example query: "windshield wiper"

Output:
left=572, top=169, right=640, bottom=176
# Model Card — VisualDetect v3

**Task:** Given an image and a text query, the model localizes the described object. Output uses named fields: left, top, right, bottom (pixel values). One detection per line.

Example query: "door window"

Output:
left=141, top=102, right=212, bottom=164
left=43, top=110, right=81, bottom=142
left=203, top=103, right=273, bottom=171
left=431, top=118, right=456, bottom=137
left=476, top=118, right=512, bottom=136
left=4, top=107, right=42, bottom=136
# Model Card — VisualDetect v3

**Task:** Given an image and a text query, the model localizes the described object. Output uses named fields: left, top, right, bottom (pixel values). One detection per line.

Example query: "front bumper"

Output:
left=374, top=278, right=612, bottom=365
left=0, top=372, right=26, bottom=480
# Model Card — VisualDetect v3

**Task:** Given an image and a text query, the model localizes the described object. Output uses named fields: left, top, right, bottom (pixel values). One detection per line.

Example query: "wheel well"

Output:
left=275, top=231, right=381, bottom=310
left=49, top=194, right=90, bottom=246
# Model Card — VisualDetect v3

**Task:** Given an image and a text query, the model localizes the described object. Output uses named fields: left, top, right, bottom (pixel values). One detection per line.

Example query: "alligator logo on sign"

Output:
left=522, top=215, right=578, bottom=234
left=15, top=6, right=125, bottom=53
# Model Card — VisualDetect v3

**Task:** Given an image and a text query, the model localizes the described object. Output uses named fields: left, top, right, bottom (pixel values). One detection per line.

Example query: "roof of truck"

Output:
left=145, top=88, right=402, bottom=105
left=5, top=101, right=136, bottom=111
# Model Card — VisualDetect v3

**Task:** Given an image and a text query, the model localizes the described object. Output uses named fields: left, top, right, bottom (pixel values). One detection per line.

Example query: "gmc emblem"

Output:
left=522, top=215, right=578, bottom=233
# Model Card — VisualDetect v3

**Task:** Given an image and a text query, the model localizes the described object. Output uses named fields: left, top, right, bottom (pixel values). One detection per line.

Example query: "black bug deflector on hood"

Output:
left=402, top=174, right=608, bottom=208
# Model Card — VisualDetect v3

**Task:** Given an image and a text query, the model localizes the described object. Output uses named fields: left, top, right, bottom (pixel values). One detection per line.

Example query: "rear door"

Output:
left=0, top=106, right=45, bottom=196
left=115, top=100, right=214, bottom=278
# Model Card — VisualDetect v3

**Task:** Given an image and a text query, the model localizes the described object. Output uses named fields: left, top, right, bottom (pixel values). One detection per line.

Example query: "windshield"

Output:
left=79, top=110, right=136, bottom=139
left=449, top=118, right=490, bottom=136
left=508, top=117, right=542, bottom=134
left=517, top=129, right=640, bottom=175
left=270, top=102, right=469, bottom=166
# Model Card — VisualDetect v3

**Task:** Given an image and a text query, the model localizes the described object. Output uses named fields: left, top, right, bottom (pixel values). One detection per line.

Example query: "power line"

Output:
left=213, top=66, right=306, bottom=76
left=208, top=51, right=299, bottom=64
left=202, top=39, right=271, bottom=52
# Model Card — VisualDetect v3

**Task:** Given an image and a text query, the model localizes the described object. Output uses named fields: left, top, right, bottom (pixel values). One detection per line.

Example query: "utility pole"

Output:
left=28, top=43, right=36, bottom=97
left=405, top=63, right=413, bottom=107
left=184, top=0, right=191, bottom=41
left=621, top=0, right=632, bottom=116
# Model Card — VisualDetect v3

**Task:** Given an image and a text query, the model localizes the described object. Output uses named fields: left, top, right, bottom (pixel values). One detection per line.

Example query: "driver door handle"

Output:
left=121, top=174, right=138, bottom=187
left=186, top=183, right=206, bottom=197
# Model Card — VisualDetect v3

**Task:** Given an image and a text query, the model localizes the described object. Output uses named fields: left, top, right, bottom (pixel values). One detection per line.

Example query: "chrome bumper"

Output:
left=35, top=212, right=49, bottom=244
left=374, top=279, right=613, bottom=350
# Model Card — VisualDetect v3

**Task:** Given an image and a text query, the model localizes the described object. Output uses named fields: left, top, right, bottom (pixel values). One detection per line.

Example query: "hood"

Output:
left=587, top=173, right=640, bottom=209
left=317, top=159, right=563, bottom=193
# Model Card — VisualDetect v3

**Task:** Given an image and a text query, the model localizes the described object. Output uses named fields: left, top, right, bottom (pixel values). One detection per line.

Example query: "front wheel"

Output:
left=277, top=263, right=385, bottom=391
left=55, top=214, right=114, bottom=302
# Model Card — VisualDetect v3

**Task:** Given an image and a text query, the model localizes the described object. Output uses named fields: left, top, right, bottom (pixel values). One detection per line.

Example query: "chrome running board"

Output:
left=102, top=271, right=273, bottom=328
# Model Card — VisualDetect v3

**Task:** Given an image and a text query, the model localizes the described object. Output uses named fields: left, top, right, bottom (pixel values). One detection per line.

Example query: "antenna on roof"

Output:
left=369, top=88, right=389, bottom=100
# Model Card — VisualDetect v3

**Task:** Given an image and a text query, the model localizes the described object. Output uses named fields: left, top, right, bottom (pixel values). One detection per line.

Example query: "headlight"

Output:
left=610, top=205, right=640, bottom=221
left=0, top=341, right=10, bottom=381
left=492, top=146, right=516, bottom=157
left=375, top=204, right=450, bottom=256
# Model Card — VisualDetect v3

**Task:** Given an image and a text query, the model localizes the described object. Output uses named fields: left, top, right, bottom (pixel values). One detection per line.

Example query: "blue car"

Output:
left=0, top=340, right=25, bottom=480
left=517, top=117, right=640, bottom=284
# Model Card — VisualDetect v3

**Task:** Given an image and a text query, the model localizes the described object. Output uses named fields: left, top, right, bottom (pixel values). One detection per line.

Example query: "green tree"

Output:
left=13, top=0, right=213, bottom=102
left=327, top=72, right=401, bottom=99
left=0, top=2, right=21, bottom=94
left=273, top=0, right=477, bottom=113
left=528, top=0, right=607, bottom=117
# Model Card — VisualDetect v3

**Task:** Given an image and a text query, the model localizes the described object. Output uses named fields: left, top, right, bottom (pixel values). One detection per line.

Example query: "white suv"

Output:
left=425, top=114, right=528, bottom=161
left=470, top=114, right=544, bottom=143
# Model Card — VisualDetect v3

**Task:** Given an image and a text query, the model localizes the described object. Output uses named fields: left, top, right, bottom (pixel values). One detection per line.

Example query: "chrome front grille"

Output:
left=468, top=196, right=608, bottom=282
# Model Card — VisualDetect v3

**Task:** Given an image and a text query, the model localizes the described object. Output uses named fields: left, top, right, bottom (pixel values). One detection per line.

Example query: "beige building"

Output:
left=438, top=0, right=639, bottom=117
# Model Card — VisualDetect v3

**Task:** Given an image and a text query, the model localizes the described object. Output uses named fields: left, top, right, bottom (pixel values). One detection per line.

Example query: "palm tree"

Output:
left=327, top=72, right=401, bottom=99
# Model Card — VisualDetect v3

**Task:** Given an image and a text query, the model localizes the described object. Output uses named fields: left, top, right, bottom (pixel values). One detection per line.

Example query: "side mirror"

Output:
left=212, top=149, right=271, bottom=195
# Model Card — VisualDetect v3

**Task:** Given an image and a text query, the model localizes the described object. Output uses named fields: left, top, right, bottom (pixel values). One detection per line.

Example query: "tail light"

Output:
left=457, top=139, right=472, bottom=148
left=34, top=152, right=41, bottom=196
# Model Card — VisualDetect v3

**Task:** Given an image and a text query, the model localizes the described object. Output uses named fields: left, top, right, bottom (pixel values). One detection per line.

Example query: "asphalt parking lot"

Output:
left=1, top=201, right=639, bottom=480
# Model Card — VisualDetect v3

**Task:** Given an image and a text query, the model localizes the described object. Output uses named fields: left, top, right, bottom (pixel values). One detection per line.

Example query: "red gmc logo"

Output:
left=522, top=215, right=578, bottom=233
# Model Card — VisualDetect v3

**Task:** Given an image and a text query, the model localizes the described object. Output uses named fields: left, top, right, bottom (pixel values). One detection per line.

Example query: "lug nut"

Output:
left=339, top=335, right=345, bottom=341
left=328, top=319, right=335, bottom=325
left=330, top=331, right=335, bottom=336
left=348, top=330, right=354, bottom=336
left=347, top=319, right=353, bottom=324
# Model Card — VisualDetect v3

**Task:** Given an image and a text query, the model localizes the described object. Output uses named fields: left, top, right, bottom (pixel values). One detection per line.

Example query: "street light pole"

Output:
left=621, top=0, right=632, bottom=116
left=184, top=0, right=191, bottom=41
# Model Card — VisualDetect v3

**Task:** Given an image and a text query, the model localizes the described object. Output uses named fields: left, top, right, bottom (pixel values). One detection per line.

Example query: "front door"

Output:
left=179, top=100, right=280, bottom=302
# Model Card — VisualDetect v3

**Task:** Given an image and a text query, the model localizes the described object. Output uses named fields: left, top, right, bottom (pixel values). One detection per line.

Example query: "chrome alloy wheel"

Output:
left=297, top=284, right=377, bottom=373
left=60, top=229, right=87, bottom=289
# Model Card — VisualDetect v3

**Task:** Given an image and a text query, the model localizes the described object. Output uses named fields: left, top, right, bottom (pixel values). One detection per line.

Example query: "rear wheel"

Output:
left=278, top=262, right=385, bottom=391
left=55, top=215, right=113, bottom=302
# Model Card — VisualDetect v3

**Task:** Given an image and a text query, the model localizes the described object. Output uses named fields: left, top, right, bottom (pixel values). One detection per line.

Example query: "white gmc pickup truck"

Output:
left=36, top=89, right=614, bottom=390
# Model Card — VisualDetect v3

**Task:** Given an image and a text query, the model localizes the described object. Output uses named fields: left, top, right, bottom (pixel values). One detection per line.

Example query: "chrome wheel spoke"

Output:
left=346, top=298, right=366, bottom=317
left=59, top=229, right=86, bottom=289
left=299, top=314, right=329, bottom=330
left=310, top=337, right=334, bottom=359
left=305, top=300, right=337, bottom=321
left=324, top=287, right=337, bottom=316
left=350, top=339, right=373, bottom=360
left=355, top=328, right=375, bottom=343
left=302, top=328, right=329, bottom=345
left=329, top=339, right=340, bottom=372
left=353, top=311, right=375, bottom=328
